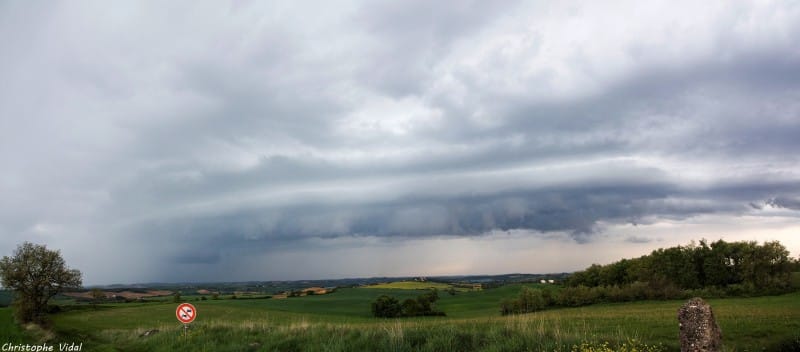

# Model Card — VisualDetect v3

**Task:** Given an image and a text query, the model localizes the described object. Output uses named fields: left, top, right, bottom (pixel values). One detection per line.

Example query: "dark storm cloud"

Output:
left=131, top=177, right=800, bottom=268
left=767, top=197, right=800, bottom=211
left=625, top=236, right=653, bottom=244
left=2, top=1, right=800, bottom=282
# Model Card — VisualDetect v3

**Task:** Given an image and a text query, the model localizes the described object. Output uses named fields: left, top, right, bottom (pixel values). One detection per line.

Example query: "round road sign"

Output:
left=176, top=303, right=197, bottom=324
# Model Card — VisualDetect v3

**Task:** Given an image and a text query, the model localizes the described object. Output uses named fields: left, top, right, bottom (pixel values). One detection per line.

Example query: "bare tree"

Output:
left=90, top=288, right=105, bottom=309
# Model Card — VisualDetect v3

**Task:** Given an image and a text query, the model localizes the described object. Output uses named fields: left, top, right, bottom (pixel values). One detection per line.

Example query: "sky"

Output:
left=1, top=1, right=800, bottom=285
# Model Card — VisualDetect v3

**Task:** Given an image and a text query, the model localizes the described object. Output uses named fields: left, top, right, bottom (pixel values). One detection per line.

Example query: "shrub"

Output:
left=401, top=298, right=420, bottom=316
left=371, top=295, right=401, bottom=318
left=373, top=290, right=445, bottom=318
left=500, top=287, right=547, bottom=315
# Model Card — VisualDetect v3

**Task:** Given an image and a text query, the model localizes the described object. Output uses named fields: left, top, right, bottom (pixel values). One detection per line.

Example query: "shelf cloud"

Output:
left=1, top=1, right=799, bottom=283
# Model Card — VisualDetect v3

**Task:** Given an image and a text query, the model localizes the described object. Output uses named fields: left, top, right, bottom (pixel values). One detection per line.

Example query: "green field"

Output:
left=364, top=281, right=459, bottom=291
left=1, top=285, right=789, bottom=351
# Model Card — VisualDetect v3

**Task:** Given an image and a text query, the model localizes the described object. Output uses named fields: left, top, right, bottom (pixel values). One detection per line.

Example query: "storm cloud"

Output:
left=1, top=1, right=800, bottom=283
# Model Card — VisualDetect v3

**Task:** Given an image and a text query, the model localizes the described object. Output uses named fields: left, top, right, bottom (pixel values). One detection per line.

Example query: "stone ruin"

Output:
left=678, top=297, right=722, bottom=352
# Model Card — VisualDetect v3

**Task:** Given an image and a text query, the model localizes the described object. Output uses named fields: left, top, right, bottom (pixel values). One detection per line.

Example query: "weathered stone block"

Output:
left=678, top=297, right=722, bottom=352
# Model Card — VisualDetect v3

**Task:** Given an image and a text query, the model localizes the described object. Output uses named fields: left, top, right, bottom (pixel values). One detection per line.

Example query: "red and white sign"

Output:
left=176, top=303, right=197, bottom=324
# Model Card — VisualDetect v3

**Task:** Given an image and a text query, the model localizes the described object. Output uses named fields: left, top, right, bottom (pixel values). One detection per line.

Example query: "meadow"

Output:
left=7, top=284, right=794, bottom=351
left=363, top=281, right=460, bottom=291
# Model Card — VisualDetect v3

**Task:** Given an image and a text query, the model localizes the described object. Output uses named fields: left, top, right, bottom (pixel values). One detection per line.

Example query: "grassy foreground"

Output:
left=0, top=308, right=30, bottom=343
left=24, top=285, right=796, bottom=352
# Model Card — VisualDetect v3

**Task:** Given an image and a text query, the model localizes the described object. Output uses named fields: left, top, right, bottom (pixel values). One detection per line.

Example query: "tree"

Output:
left=500, top=287, right=547, bottom=315
left=500, top=298, right=517, bottom=315
left=173, top=292, right=182, bottom=303
left=0, top=242, right=82, bottom=323
left=371, top=295, right=401, bottom=318
left=89, top=288, right=105, bottom=309
left=401, top=298, right=420, bottom=316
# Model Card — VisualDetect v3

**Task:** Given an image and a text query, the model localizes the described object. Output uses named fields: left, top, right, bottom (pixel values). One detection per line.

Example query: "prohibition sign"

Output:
left=176, top=303, right=197, bottom=324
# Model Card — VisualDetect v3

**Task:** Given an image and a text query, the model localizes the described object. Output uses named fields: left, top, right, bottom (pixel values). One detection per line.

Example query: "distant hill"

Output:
left=86, top=273, right=568, bottom=294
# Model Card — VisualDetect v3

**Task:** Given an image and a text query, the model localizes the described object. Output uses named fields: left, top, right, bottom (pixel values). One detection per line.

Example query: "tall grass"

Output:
left=97, top=316, right=666, bottom=352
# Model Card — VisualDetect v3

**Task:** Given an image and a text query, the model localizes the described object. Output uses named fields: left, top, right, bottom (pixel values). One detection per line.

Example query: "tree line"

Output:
left=566, top=239, right=795, bottom=290
left=501, top=239, right=798, bottom=315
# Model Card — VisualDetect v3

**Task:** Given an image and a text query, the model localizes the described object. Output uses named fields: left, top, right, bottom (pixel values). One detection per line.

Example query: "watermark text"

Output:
left=1, top=343, right=83, bottom=352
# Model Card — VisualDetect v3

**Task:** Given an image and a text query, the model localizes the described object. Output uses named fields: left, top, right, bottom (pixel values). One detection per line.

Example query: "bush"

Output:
left=371, top=295, right=401, bottom=318
left=372, top=290, right=445, bottom=318
left=401, top=298, right=421, bottom=316
left=500, top=298, right=519, bottom=315
left=501, top=287, right=547, bottom=315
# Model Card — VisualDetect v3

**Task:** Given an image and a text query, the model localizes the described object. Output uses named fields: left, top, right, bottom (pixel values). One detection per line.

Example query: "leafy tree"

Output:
left=500, top=287, right=547, bottom=314
left=371, top=295, right=401, bottom=318
left=373, top=290, right=445, bottom=318
left=0, top=242, right=82, bottom=323
left=517, top=287, right=545, bottom=312
left=499, top=298, right=517, bottom=315
left=173, top=292, right=182, bottom=303
left=401, top=298, right=421, bottom=316
left=541, top=288, right=555, bottom=306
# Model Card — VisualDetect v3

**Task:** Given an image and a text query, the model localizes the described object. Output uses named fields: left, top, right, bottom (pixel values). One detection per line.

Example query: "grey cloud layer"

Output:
left=1, top=1, right=800, bottom=282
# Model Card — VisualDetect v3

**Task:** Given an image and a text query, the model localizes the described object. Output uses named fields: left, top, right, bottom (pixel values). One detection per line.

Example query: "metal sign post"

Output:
left=176, top=302, right=197, bottom=337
